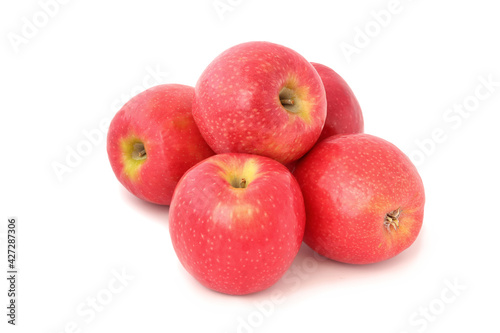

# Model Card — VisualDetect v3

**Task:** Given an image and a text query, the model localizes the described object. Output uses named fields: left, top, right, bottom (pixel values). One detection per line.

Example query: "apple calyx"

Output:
left=384, top=207, right=401, bottom=231
left=131, top=142, right=147, bottom=160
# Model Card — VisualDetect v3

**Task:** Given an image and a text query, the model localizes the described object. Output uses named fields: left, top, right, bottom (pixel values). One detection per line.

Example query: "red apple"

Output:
left=293, top=134, right=425, bottom=264
left=107, top=84, right=214, bottom=205
left=311, top=62, right=364, bottom=142
left=192, top=41, right=327, bottom=165
left=284, top=160, right=298, bottom=173
left=169, top=153, right=306, bottom=295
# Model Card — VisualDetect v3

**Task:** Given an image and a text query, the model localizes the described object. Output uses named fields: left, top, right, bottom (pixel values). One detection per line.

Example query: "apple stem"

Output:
left=240, top=178, right=247, bottom=188
left=280, top=98, right=295, bottom=106
left=138, top=149, right=147, bottom=157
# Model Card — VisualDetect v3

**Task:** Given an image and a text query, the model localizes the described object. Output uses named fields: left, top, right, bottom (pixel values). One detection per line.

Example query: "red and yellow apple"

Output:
left=293, top=134, right=425, bottom=264
left=169, top=153, right=305, bottom=295
left=107, top=84, right=214, bottom=205
left=311, top=62, right=364, bottom=142
left=192, top=41, right=327, bottom=165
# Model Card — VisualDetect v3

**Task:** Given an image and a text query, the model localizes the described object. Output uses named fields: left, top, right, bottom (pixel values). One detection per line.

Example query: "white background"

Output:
left=1, top=0, right=499, bottom=332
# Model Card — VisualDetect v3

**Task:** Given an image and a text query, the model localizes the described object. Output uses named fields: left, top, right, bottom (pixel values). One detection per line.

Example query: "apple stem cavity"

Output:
left=384, top=207, right=401, bottom=231
left=280, top=98, right=295, bottom=106
left=279, top=87, right=300, bottom=114
left=132, top=142, right=147, bottom=161
left=231, top=178, right=247, bottom=189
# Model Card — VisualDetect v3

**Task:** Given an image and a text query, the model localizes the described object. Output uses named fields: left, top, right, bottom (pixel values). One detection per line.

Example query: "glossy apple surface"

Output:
left=193, top=41, right=327, bottom=164
left=311, top=62, right=364, bottom=142
left=107, top=84, right=214, bottom=205
left=169, top=153, right=305, bottom=295
left=294, top=134, right=425, bottom=264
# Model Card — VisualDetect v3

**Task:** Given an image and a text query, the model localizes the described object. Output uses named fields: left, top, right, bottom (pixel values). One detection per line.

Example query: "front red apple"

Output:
left=294, top=134, right=425, bottom=264
left=169, top=153, right=305, bottom=295
left=193, top=41, right=327, bottom=165
left=107, top=84, right=214, bottom=205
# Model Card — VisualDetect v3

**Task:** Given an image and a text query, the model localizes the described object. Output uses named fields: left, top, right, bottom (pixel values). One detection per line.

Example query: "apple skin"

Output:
left=293, top=134, right=425, bottom=264
left=107, top=84, right=214, bottom=205
left=169, top=153, right=306, bottom=295
left=193, top=41, right=327, bottom=165
left=311, top=63, right=364, bottom=142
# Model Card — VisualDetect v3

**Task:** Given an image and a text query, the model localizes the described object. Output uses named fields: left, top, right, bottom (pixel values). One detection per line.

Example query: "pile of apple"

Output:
left=107, top=42, right=425, bottom=295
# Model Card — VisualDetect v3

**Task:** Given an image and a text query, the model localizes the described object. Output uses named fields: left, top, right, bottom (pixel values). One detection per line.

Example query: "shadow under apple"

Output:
left=242, top=225, right=426, bottom=302
left=118, top=187, right=170, bottom=228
